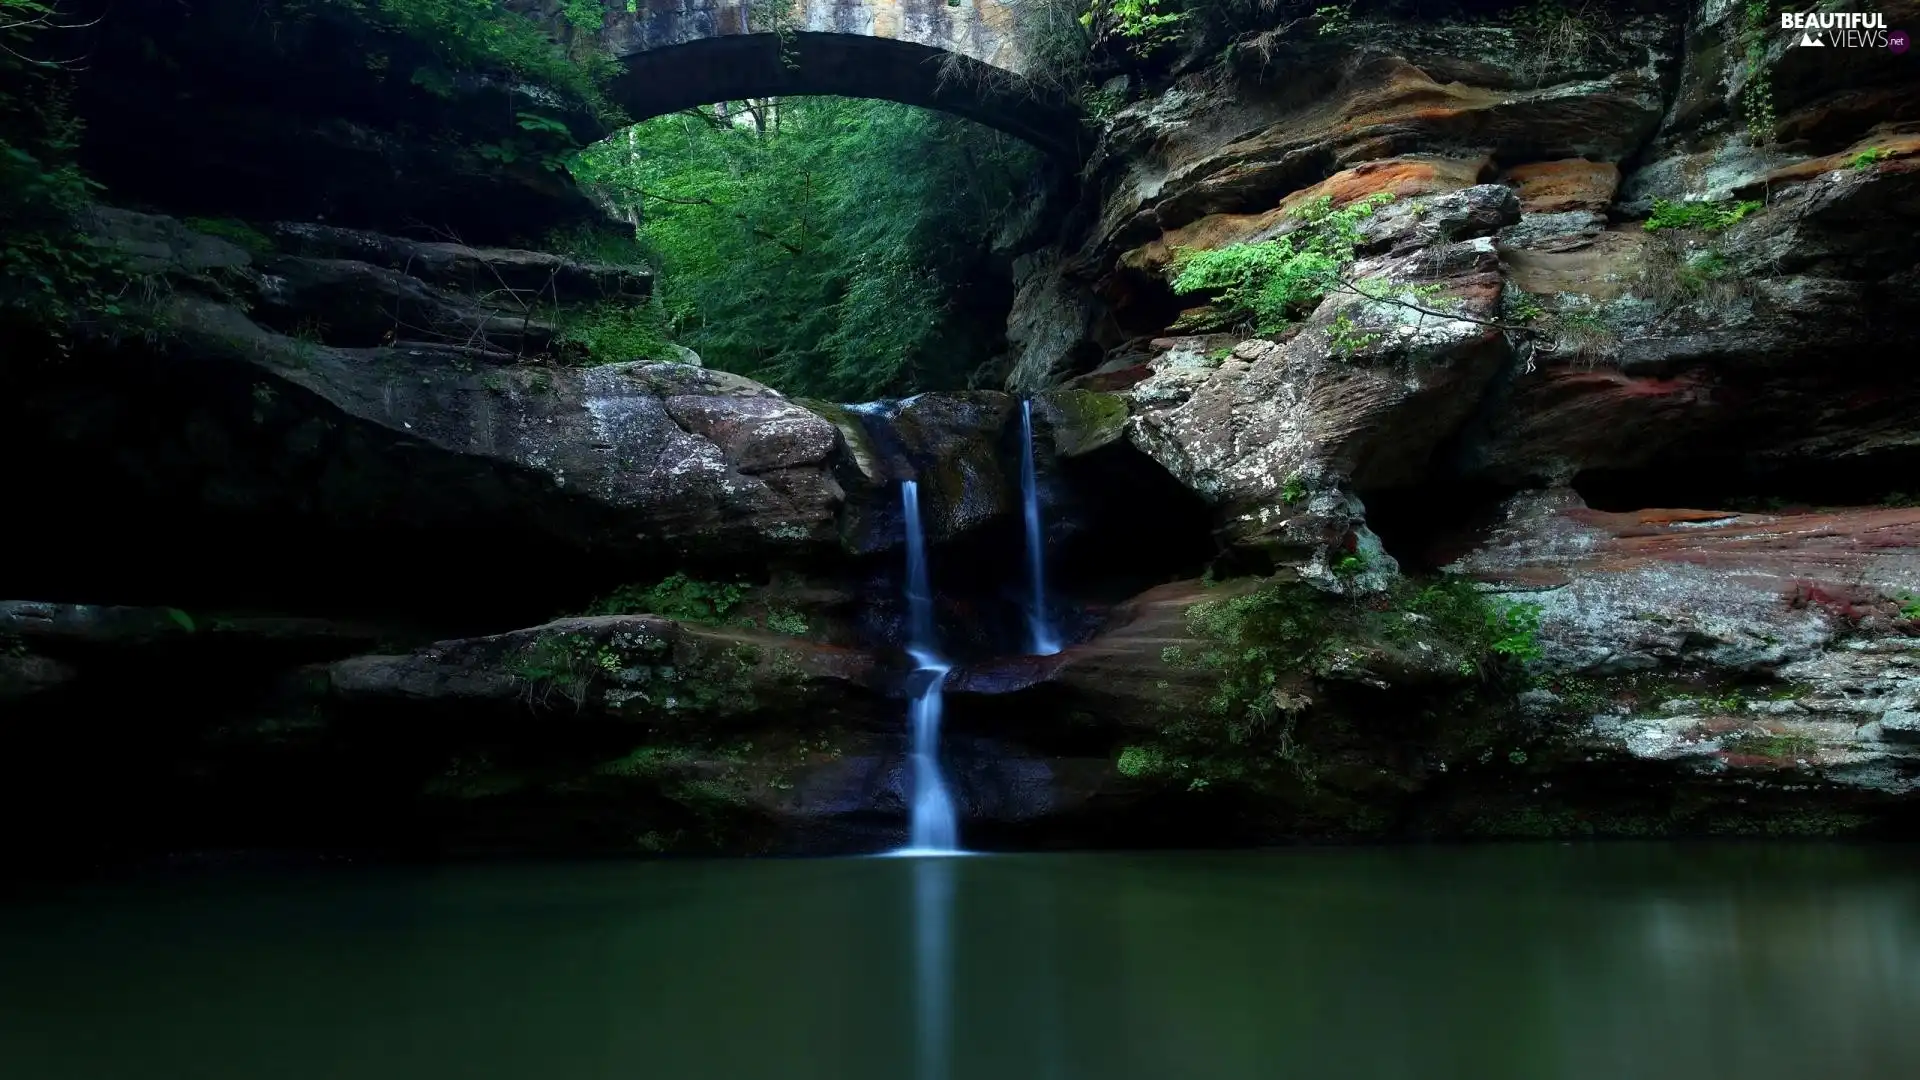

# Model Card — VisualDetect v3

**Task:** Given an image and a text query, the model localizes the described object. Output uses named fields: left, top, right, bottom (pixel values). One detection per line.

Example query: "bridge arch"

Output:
left=572, top=1, right=1086, bottom=157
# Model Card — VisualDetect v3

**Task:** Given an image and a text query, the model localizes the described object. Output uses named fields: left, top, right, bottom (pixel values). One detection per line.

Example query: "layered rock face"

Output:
left=1009, top=0, right=1920, bottom=558
left=972, top=0, right=1920, bottom=837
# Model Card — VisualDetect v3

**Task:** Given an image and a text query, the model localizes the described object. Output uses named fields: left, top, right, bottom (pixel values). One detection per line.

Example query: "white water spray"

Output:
left=898, top=479, right=959, bottom=855
left=1020, top=400, right=1061, bottom=656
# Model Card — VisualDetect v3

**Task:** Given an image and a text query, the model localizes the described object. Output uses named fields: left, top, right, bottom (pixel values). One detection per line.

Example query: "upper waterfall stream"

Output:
left=1019, top=400, right=1061, bottom=657
left=898, top=479, right=958, bottom=855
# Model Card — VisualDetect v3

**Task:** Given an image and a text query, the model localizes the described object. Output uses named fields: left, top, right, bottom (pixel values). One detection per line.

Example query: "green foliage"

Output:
left=570, top=98, right=1039, bottom=399
left=1280, top=473, right=1308, bottom=505
left=508, top=631, right=609, bottom=708
left=1643, top=198, right=1763, bottom=232
left=1327, top=311, right=1381, bottom=358
left=555, top=302, right=670, bottom=365
left=1, top=22, right=121, bottom=358
left=559, top=0, right=605, bottom=32
left=1170, top=584, right=1330, bottom=746
left=1090, top=0, right=1187, bottom=47
left=1506, top=290, right=1547, bottom=323
left=586, top=573, right=749, bottom=624
left=289, top=0, right=619, bottom=117
left=1735, top=1, right=1776, bottom=144
left=1396, top=579, right=1543, bottom=673
left=1898, top=595, right=1920, bottom=621
left=763, top=608, right=810, bottom=637
left=545, top=223, right=650, bottom=268
left=164, top=608, right=197, bottom=633
left=1170, top=194, right=1392, bottom=334
left=1486, top=600, right=1544, bottom=663
left=1313, top=3, right=1355, bottom=35
left=1116, top=744, right=1172, bottom=777
left=1083, top=84, right=1127, bottom=122
left=1851, top=147, right=1890, bottom=171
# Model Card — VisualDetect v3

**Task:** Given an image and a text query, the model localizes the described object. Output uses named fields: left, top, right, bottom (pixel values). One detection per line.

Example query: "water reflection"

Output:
left=2, top=845, right=1918, bottom=1079
left=913, top=856, right=954, bottom=1080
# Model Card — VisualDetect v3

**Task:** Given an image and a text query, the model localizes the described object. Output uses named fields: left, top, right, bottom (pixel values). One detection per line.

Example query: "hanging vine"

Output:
left=1734, top=0, right=1777, bottom=145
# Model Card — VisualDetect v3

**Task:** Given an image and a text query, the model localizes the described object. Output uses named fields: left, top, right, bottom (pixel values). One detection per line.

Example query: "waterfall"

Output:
left=899, top=479, right=959, bottom=854
left=1020, top=400, right=1062, bottom=656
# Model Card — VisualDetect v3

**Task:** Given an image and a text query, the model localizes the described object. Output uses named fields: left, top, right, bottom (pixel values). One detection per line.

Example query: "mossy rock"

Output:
left=1035, top=389, right=1129, bottom=457
left=796, top=399, right=887, bottom=484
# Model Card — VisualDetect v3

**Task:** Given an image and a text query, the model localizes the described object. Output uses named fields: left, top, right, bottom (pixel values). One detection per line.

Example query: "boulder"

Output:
left=158, top=294, right=851, bottom=561
left=1447, top=490, right=1920, bottom=798
left=1118, top=185, right=1518, bottom=566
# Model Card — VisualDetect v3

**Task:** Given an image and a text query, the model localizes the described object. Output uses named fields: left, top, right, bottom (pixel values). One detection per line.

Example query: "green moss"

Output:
left=1723, top=730, right=1817, bottom=759
left=1643, top=198, right=1763, bottom=232
left=795, top=400, right=884, bottom=481
left=555, top=301, right=671, bottom=366
left=183, top=217, right=276, bottom=255
left=1037, top=389, right=1129, bottom=456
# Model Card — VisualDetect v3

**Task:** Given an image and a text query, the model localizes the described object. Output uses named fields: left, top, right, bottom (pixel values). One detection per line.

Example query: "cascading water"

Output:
left=1020, top=400, right=1062, bottom=656
left=898, top=479, right=959, bottom=855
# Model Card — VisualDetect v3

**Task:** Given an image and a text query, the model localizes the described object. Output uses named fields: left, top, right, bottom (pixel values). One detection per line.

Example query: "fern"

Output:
left=1169, top=194, right=1392, bottom=333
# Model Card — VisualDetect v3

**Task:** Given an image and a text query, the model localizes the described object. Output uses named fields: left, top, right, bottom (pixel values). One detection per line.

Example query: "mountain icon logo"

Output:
left=1799, top=30, right=1826, bottom=46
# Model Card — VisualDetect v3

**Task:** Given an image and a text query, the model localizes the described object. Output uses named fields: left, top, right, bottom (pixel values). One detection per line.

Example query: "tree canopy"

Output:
left=570, top=97, right=1043, bottom=402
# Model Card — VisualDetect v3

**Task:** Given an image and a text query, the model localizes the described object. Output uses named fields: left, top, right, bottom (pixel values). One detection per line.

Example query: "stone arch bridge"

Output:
left=533, top=0, right=1085, bottom=156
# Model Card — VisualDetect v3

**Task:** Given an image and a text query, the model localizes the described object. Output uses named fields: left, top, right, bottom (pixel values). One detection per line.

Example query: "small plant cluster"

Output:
left=509, top=631, right=624, bottom=708
left=1125, top=575, right=1549, bottom=795
left=507, top=627, right=773, bottom=715
left=583, top=573, right=812, bottom=636
left=555, top=301, right=672, bottom=365
left=1081, top=0, right=1186, bottom=52
left=1313, top=3, right=1355, bottom=36
left=474, top=111, right=582, bottom=173
left=1395, top=579, right=1545, bottom=669
left=1636, top=236, right=1747, bottom=313
left=1735, top=1, right=1777, bottom=144
left=1511, top=0, right=1614, bottom=83
left=1, top=46, right=124, bottom=359
left=587, top=573, right=749, bottom=624
left=1643, top=198, right=1763, bottom=232
left=1850, top=146, right=1890, bottom=171
left=1327, top=311, right=1381, bottom=358
left=1169, top=192, right=1394, bottom=334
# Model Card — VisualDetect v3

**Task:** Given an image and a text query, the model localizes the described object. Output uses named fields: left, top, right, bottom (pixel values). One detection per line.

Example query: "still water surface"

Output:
left=3, top=845, right=1919, bottom=1079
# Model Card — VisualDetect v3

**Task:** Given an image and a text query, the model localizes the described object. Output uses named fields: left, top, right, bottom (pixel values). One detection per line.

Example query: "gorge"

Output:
left=6, top=2, right=1920, bottom=1076
left=3, top=0, right=1919, bottom=866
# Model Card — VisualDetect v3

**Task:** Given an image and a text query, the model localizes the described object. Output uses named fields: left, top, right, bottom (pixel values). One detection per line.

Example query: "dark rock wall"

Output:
left=72, top=0, right=605, bottom=245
